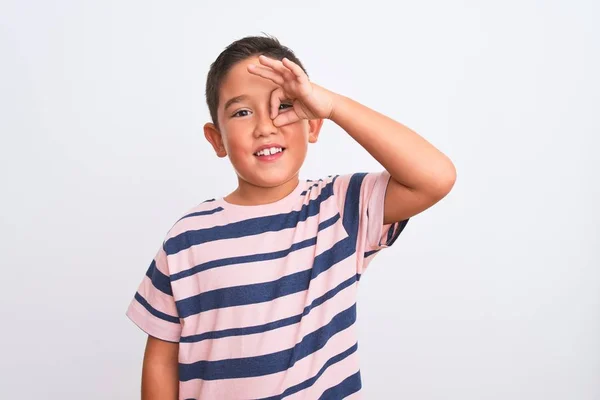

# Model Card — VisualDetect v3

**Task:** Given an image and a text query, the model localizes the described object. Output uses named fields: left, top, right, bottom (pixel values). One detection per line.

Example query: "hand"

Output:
left=247, top=55, right=336, bottom=127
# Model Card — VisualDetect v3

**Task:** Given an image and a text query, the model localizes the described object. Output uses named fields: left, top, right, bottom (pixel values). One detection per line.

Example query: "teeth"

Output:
left=255, top=147, right=283, bottom=156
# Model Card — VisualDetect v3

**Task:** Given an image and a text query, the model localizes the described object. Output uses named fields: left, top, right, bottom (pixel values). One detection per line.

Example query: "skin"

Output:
left=142, top=53, right=457, bottom=399
left=205, top=54, right=456, bottom=222
left=142, top=336, right=178, bottom=399
left=204, top=56, right=324, bottom=206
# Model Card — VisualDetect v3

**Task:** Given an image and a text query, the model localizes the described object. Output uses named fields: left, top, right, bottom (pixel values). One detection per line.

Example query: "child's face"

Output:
left=204, top=56, right=322, bottom=189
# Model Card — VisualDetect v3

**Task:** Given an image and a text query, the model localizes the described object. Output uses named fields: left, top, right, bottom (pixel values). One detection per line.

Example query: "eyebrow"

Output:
left=223, top=94, right=249, bottom=111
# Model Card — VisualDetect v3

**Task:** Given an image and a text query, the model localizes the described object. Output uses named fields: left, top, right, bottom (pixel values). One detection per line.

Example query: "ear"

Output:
left=204, top=123, right=228, bottom=157
left=307, top=119, right=324, bottom=144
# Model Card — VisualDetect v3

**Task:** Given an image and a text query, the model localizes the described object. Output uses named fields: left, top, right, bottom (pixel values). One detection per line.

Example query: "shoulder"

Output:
left=163, top=198, right=225, bottom=245
left=299, top=175, right=341, bottom=201
left=303, top=173, right=376, bottom=200
left=315, top=172, right=391, bottom=210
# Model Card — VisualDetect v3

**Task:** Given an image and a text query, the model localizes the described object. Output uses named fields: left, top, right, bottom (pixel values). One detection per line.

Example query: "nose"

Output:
left=253, top=109, right=277, bottom=138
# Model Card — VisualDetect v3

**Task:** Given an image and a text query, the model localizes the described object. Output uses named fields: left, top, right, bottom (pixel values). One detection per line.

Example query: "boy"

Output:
left=126, top=35, right=456, bottom=399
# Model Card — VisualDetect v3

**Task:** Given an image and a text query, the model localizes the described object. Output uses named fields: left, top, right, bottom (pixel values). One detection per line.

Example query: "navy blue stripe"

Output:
left=318, top=212, right=341, bottom=231
left=134, top=292, right=180, bottom=324
left=342, top=173, right=367, bottom=246
left=145, top=260, right=173, bottom=296
left=387, top=218, right=409, bottom=246
left=179, top=206, right=224, bottom=221
left=164, top=178, right=338, bottom=256
left=178, top=303, right=357, bottom=381
left=387, top=221, right=396, bottom=243
left=364, top=249, right=380, bottom=258
left=300, top=182, right=321, bottom=195
left=176, top=235, right=354, bottom=318
left=256, top=342, right=359, bottom=400
left=171, top=213, right=340, bottom=282
left=318, top=370, right=362, bottom=399
left=180, top=273, right=359, bottom=343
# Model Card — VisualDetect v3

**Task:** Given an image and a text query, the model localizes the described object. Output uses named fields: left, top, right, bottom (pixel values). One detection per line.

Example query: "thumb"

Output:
left=270, top=87, right=287, bottom=120
left=273, top=110, right=300, bottom=127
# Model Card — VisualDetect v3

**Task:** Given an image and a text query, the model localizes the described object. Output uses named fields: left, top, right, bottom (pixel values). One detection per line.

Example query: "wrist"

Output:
left=328, top=92, right=347, bottom=122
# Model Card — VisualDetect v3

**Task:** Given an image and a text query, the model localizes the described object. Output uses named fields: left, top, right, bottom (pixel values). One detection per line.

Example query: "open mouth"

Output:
left=253, top=146, right=285, bottom=157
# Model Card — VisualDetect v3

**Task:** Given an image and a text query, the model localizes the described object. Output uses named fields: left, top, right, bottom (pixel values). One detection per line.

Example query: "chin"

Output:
left=254, top=173, right=296, bottom=188
left=234, top=155, right=304, bottom=188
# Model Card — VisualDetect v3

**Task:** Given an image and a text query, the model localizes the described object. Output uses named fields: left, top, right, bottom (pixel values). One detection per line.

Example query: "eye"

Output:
left=279, top=103, right=293, bottom=111
left=232, top=109, right=251, bottom=118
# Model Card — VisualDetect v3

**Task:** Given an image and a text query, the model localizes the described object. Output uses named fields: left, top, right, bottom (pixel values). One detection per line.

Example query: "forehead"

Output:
left=219, top=56, right=279, bottom=108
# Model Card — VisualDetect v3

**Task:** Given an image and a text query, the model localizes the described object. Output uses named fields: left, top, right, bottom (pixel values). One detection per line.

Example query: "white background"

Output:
left=1, top=1, right=598, bottom=398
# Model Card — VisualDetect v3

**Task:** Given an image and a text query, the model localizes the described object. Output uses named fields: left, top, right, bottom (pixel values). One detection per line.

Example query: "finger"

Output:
left=258, top=55, right=296, bottom=82
left=270, top=87, right=285, bottom=120
left=273, top=109, right=301, bottom=127
left=247, top=64, right=285, bottom=86
left=282, top=57, right=309, bottom=82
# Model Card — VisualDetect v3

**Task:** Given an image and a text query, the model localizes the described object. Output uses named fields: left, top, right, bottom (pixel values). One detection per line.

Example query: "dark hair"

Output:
left=205, top=34, right=308, bottom=129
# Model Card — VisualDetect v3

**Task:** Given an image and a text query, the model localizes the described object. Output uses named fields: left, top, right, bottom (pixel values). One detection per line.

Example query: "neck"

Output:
left=225, top=175, right=300, bottom=206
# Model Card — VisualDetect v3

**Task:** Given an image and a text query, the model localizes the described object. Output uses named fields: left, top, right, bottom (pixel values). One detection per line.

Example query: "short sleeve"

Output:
left=333, top=170, right=409, bottom=275
left=125, top=244, right=182, bottom=342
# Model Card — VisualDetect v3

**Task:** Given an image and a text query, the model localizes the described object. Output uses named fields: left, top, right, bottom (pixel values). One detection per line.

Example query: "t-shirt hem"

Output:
left=126, top=299, right=181, bottom=343
left=368, top=171, right=409, bottom=250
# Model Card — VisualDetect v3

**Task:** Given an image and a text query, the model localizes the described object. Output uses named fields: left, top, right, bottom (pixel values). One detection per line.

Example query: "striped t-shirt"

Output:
left=126, top=171, right=408, bottom=399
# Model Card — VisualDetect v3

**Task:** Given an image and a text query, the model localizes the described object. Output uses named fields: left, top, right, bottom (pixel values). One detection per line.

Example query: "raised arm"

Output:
left=329, top=93, right=456, bottom=224
left=247, top=55, right=456, bottom=224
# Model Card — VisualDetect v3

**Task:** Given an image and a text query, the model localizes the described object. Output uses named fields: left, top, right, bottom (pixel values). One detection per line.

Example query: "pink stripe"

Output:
left=166, top=182, right=325, bottom=243
left=178, top=322, right=358, bottom=399
left=287, top=352, right=360, bottom=400
left=177, top=253, right=357, bottom=342
left=365, top=170, right=392, bottom=251
left=153, top=246, right=169, bottom=273
left=126, top=300, right=180, bottom=342
left=137, top=275, right=179, bottom=316
left=178, top=276, right=356, bottom=363
left=170, top=210, right=346, bottom=300
left=172, top=244, right=315, bottom=299
left=166, top=195, right=340, bottom=276
left=333, top=174, right=350, bottom=222
left=166, top=204, right=228, bottom=239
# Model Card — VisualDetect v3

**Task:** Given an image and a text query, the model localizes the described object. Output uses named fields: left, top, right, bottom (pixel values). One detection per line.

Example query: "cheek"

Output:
left=282, top=122, right=310, bottom=142
left=222, top=131, right=250, bottom=157
left=227, top=140, right=245, bottom=155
